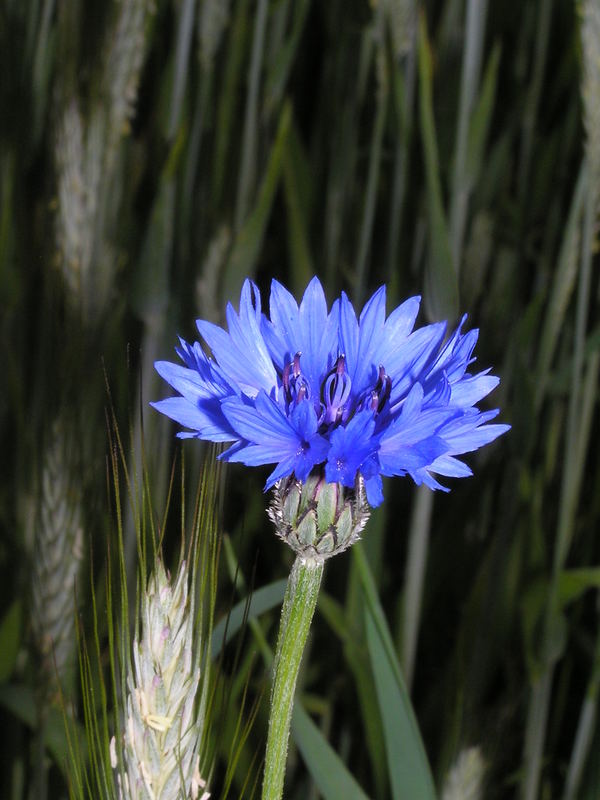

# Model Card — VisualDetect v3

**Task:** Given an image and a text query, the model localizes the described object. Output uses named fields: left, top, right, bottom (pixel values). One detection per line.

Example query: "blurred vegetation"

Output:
left=1, top=0, right=599, bottom=797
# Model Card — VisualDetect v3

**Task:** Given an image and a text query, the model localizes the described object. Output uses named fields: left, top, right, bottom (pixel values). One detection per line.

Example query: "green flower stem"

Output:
left=262, top=556, right=324, bottom=800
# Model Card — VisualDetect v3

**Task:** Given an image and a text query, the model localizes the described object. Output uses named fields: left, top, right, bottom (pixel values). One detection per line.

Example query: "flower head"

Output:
left=152, top=277, right=509, bottom=509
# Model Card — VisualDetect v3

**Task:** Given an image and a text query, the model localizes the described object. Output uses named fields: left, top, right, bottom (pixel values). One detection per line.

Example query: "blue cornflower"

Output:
left=152, top=277, right=509, bottom=508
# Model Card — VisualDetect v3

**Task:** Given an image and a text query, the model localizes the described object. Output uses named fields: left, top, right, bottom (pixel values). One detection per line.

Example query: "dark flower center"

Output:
left=281, top=352, right=392, bottom=429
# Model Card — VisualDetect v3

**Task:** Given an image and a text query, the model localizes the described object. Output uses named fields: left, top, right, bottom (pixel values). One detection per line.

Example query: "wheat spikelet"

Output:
left=112, top=559, right=210, bottom=800
left=54, top=98, right=99, bottom=307
left=31, top=418, right=84, bottom=707
left=102, top=0, right=155, bottom=164
left=441, top=747, right=486, bottom=800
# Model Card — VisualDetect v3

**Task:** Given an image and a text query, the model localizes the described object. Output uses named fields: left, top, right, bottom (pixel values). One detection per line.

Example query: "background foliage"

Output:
left=1, top=0, right=599, bottom=797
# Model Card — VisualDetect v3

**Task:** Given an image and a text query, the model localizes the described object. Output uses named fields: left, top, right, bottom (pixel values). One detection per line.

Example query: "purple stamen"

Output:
left=322, top=354, right=352, bottom=424
left=282, top=352, right=310, bottom=410
left=293, top=352, right=302, bottom=376
left=282, top=362, right=291, bottom=401
left=374, top=365, right=391, bottom=412
left=354, top=364, right=392, bottom=415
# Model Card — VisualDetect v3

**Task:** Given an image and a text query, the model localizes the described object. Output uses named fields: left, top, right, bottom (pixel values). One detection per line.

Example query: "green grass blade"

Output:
left=235, top=0, right=269, bottom=230
left=222, top=100, right=292, bottom=302
left=535, top=160, right=586, bottom=410
left=282, top=119, right=314, bottom=295
left=365, top=608, right=437, bottom=800
left=212, top=0, right=250, bottom=209
left=291, top=702, right=371, bottom=800
left=354, top=543, right=437, bottom=799
left=264, top=0, right=311, bottom=114
left=167, top=0, right=197, bottom=139
left=449, top=0, right=488, bottom=268
left=318, top=590, right=391, bottom=798
left=400, top=485, right=434, bottom=690
left=417, top=12, right=458, bottom=322
left=355, top=3, right=387, bottom=305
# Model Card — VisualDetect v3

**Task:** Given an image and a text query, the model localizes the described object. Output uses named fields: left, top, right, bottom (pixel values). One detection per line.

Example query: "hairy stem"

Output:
left=262, top=556, right=324, bottom=800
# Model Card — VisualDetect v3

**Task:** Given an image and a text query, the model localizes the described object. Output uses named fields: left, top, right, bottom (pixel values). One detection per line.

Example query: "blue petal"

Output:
left=444, top=328, right=478, bottom=382
left=298, top=277, right=338, bottom=394
left=445, top=421, right=511, bottom=453
left=238, top=278, right=264, bottom=327
left=381, top=296, right=421, bottom=344
left=422, top=321, right=480, bottom=398
left=222, top=442, right=294, bottom=465
left=379, top=435, right=448, bottom=476
left=164, top=337, right=239, bottom=397
left=352, top=286, right=387, bottom=391
left=326, top=411, right=378, bottom=488
left=290, top=396, right=319, bottom=438
left=364, top=474, right=384, bottom=507
left=289, top=402, right=330, bottom=476
left=449, top=370, right=499, bottom=406
left=414, top=470, right=451, bottom=491
left=220, top=393, right=329, bottom=487
left=196, top=280, right=277, bottom=396
left=386, top=322, right=447, bottom=402
left=221, top=393, right=296, bottom=448
left=380, top=384, right=458, bottom=451
left=264, top=279, right=301, bottom=367
left=265, top=456, right=301, bottom=489
left=260, top=319, right=289, bottom=371
left=424, top=372, right=452, bottom=406
left=150, top=397, right=235, bottom=442
left=427, top=454, right=473, bottom=478
left=338, top=292, right=359, bottom=378
left=265, top=277, right=338, bottom=398
left=154, top=360, right=228, bottom=402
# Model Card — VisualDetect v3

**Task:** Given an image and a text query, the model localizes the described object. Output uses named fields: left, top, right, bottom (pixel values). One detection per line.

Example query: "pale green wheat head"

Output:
left=112, top=559, right=210, bottom=800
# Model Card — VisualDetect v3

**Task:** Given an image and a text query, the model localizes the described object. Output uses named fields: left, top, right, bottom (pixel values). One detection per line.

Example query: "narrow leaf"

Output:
left=418, top=12, right=458, bottom=322
left=292, top=702, right=371, bottom=800
left=221, top=101, right=292, bottom=302
left=354, top=545, right=437, bottom=799
left=283, top=121, right=314, bottom=294
left=558, top=568, right=600, bottom=608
